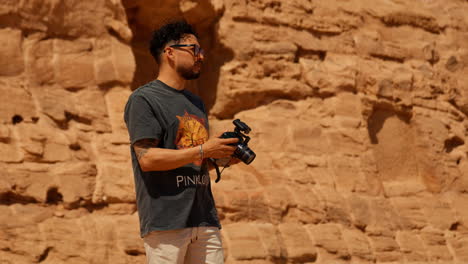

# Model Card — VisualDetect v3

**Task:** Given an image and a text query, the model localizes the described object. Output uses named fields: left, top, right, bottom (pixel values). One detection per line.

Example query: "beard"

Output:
left=177, top=61, right=202, bottom=80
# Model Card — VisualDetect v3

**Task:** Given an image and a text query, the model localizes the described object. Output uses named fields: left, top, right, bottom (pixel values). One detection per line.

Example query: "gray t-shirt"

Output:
left=124, top=80, right=220, bottom=237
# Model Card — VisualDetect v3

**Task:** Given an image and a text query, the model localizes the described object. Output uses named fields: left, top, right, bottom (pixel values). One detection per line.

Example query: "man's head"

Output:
left=149, top=20, right=204, bottom=80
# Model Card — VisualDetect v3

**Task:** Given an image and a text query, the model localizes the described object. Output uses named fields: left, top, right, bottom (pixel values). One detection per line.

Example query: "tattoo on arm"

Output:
left=133, top=139, right=159, bottom=161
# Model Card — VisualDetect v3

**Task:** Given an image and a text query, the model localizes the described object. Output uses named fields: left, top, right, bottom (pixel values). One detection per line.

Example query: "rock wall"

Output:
left=1, top=0, right=468, bottom=263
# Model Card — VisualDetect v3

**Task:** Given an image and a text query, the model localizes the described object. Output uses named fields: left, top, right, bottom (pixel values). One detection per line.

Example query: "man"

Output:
left=124, top=20, right=238, bottom=264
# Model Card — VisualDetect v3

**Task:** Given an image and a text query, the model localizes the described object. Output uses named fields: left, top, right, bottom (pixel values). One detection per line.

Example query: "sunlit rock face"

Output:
left=1, top=0, right=467, bottom=263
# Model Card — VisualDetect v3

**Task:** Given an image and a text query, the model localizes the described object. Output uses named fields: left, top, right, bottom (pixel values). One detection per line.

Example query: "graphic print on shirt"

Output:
left=174, top=111, right=210, bottom=188
left=175, top=110, right=209, bottom=167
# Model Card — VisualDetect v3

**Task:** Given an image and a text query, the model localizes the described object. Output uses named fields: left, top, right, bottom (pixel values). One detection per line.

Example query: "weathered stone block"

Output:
left=115, top=215, right=144, bottom=256
left=289, top=28, right=324, bottom=52
left=0, top=141, right=24, bottom=163
left=263, top=186, right=294, bottom=224
left=104, top=86, right=132, bottom=142
left=367, top=108, right=430, bottom=196
left=211, top=77, right=312, bottom=119
left=253, top=41, right=297, bottom=60
left=54, top=162, right=96, bottom=206
left=42, top=142, right=70, bottom=163
left=16, top=121, right=72, bottom=163
left=248, top=191, right=270, bottom=222
left=308, top=223, right=350, bottom=260
left=316, top=188, right=352, bottom=226
left=368, top=234, right=402, bottom=263
left=35, top=85, right=76, bottom=123
left=333, top=92, right=363, bottom=119
left=413, top=115, right=455, bottom=193
left=342, top=228, right=375, bottom=263
left=420, top=195, right=457, bottom=230
left=1, top=219, right=49, bottom=262
left=105, top=17, right=133, bottom=42
left=255, top=223, right=283, bottom=259
left=25, top=38, right=54, bottom=86
left=278, top=223, right=317, bottom=262
left=73, top=87, right=112, bottom=132
left=447, top=230, right=468, bottom=262
left=75, top=215, right=116, bottom=262
left=301, top=54, right=358, bottom=95
left=4, top=163, right=55, bottom=203
left=279, top=155, right=320, bottom=185
left=95, top=135, right=130, bottom=162
left=222, top=190, right=250, bottom=222
left=290, top=122, right=327, bottom=155
left=390, top=197, right=427, bottom=230
left=369, top=40, right=408, bottom=62
left=94, top=51, right=118, bottom=85
left=289, top=186, right=325, bottom=224
left=41, top=1, right=113, bottom=38
left=112, top=37, right=136, bottom=84
left=0, top=125, right=10, bottom=140
left=367, top=198, right=400, bottom=234
left=396, top=230, right=428, bottom=262
left=0, top=81, right=36, bottom=124
left=329, top=154, right=369, bottom=193
left=97, top=163, right=135, bottom=203
left=420, top=227, right=453, bottom=262
left=223, top=223, right=268, bottom=260
left=324, top=128, right=366, bottom=156
left=445, top=193, right=468, bottom=229
left=54, top=39, right=94, bottom=90
left=381, top=11, right=441, bottom=34
left=345, top=194, right=371, bottom=231
left=0, top=28, right=24, bottom=76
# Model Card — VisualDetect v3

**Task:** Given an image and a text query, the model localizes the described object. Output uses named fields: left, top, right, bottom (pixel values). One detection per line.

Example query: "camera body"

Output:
left=219, top=119, right=256, bottom=164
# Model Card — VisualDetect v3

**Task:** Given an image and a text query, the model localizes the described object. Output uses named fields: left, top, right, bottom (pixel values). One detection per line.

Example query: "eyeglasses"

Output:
left=169, top=44, right=204, bottom=57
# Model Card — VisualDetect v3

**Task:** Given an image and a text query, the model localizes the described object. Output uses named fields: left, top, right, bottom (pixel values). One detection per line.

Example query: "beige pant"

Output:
left=143, top=227, right=224, bottom=264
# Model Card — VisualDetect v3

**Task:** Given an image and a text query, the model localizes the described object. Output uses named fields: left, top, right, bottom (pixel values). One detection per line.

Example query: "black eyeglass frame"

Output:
left=169, top=44, right=204, bottom=57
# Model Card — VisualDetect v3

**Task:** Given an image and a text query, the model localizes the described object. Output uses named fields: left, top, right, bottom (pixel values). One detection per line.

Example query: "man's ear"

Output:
left=163, top=48, right=176, bottom=66
left=165, top=48, right=174, bottom=59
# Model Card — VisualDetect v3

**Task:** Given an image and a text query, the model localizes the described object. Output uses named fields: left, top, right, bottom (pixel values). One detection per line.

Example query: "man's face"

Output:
left=168, top=34, right=204, bottom=80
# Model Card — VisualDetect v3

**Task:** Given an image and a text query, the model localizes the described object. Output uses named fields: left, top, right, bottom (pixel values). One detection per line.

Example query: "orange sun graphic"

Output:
left=175, top=111, right=208, bottom=165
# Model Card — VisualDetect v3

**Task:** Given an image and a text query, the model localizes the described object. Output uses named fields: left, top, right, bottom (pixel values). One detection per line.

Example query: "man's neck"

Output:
left=157, top=67, right=185, bottom=91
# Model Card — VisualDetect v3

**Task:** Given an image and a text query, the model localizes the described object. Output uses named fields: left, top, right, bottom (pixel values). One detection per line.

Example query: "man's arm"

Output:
left=133, top=138, right=200, bottom=172
left=133, top=137, right=239, bottom=172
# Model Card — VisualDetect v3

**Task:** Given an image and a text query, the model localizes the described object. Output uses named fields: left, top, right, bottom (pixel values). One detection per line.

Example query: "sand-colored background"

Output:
left=1, top=0, right=468, bottom=263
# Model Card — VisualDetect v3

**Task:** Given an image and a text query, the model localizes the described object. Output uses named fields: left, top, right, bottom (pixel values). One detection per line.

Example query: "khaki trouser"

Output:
left=143, top=227, right=224, bottom=264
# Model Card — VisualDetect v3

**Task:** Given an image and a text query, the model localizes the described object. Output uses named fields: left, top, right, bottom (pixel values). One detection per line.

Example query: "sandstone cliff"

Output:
left=1, top=0, right=467, bottom=263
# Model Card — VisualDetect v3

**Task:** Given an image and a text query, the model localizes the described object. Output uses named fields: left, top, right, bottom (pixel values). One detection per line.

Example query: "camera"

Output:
left=219, top=119, right=256, bottom=164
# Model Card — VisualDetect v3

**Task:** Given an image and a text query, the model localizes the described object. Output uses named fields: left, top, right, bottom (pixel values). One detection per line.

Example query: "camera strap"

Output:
left=208, top=158, right=232, bottom=183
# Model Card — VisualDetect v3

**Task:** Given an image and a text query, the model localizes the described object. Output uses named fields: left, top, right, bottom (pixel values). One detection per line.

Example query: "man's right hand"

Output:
left=132, top=134, right=238, bottom=172
left=202, top=134, right=239, bottom=159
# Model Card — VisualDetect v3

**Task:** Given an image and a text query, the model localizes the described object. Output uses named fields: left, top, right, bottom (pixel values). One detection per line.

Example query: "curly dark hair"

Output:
left=149, top=20, right=198, bottom=64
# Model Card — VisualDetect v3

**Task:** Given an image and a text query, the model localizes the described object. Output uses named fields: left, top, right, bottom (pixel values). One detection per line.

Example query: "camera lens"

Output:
left=235, top=144, right=256, bottom=165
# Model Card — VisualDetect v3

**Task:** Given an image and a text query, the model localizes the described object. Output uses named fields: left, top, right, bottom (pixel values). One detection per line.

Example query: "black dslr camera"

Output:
left=220, top=119, right=256, bottom=165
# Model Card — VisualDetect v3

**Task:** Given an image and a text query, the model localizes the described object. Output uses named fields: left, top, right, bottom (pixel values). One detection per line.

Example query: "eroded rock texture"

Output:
left=1, top=0, right=467, bottom=263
